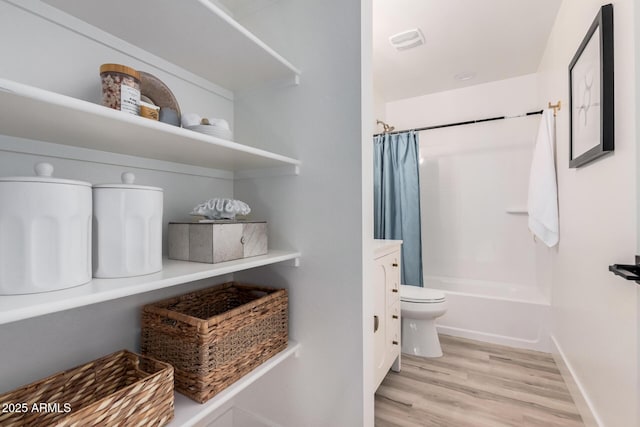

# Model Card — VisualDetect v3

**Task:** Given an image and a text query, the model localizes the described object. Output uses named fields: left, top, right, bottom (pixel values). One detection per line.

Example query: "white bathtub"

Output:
left=421, top=276, right=551, bottom=352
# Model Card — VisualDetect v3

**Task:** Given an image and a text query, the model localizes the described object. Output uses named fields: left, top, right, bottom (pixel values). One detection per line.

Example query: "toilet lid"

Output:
left=400, top=285, right=445, bottom=303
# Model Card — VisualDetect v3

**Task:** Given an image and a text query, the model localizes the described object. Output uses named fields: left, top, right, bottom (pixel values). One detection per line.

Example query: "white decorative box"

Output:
left=168, top=221, right=267, bottom=263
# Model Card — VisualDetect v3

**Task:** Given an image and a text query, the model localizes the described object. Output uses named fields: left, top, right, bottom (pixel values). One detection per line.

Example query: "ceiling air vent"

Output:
left=389, top=28, right=424, bottom=51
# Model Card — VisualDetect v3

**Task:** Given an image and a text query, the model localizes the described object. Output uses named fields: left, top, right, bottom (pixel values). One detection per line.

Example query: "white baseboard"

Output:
left=437, top=325, right=550, bottom=352
left=550, top=335, right=602, bottom=427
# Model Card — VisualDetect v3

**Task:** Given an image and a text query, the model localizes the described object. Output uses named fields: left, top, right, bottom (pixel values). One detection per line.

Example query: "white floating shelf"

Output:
left=0, top=78, right=300, bottom=172
left=170, top=341, right=301, bottom=427
left=0, top=250, right=300, bottom=325
left=40, top=0, right=300, bottom=90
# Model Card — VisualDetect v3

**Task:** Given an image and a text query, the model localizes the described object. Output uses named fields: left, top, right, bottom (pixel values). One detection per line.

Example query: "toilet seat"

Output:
left=400, top=285, right=445, bottom=303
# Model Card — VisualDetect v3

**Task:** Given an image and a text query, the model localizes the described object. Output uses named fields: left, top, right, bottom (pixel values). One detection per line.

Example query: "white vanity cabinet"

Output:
left=373, top=240, right=402, bottom=390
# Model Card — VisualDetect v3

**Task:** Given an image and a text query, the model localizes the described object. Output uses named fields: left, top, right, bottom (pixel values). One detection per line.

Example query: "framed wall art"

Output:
left=569, top=3, right=614, bottom=168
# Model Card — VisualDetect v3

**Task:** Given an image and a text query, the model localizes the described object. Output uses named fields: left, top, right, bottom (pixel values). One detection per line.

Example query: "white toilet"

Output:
left=400, top=285, right=448, bottom=358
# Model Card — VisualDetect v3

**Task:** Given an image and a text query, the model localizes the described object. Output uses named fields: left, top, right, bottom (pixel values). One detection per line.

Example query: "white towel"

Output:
left=527, top=109, right=559, bottom=247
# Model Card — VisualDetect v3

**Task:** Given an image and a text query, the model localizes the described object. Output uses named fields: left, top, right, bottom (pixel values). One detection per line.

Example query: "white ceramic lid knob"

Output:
left=121, top=172, right=136, bottom=185
left=34, top=162, right=54, bottom=177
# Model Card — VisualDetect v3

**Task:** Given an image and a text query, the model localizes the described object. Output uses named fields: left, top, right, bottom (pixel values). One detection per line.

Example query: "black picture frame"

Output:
left=568, top=4, right=614, bottom=168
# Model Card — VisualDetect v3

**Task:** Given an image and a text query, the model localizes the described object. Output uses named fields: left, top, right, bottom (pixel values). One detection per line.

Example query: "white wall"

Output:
left=362, top=1, right=375, bottom=423
left=536, top=1, right=638, bottom=426
left=386, top=75, right=541, bottom=290
left=223, top=1, right=367, bottom=426
left=373, top=83, right=386, bottom=133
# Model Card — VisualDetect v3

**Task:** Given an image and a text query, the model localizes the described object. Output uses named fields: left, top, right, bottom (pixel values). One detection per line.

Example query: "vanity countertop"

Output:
left=373, top=239, right=402, bottom=258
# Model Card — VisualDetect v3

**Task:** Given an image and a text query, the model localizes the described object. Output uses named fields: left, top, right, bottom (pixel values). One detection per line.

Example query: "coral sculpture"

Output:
left=190, top=198, right=251, bottom=220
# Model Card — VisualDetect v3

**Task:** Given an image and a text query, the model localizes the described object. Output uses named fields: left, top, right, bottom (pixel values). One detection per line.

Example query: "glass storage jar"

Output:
left=100, top=63, right=141, bottom=115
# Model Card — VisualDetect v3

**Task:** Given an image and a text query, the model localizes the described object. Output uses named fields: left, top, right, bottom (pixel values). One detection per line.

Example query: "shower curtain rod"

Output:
left=373, top=109, right=544, bottom=137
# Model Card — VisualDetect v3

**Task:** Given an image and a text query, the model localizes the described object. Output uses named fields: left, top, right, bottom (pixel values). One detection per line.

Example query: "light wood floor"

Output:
left=375, top=335, right=584, bottom=427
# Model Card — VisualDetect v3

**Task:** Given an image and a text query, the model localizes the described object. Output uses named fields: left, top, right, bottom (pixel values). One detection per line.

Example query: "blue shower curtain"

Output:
left=374, top=131, right=423, bottom=286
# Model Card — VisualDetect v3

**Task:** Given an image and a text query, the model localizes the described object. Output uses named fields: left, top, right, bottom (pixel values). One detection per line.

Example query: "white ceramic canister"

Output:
left=92, top=172, right=163, bottom=278
left=0, top=162, right=92, bottom=295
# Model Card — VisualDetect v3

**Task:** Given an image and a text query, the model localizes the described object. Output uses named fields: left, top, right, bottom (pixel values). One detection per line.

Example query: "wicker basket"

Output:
left=141, top=282, right=288, bottom=403
left=0, top=350, right=174, bottom=427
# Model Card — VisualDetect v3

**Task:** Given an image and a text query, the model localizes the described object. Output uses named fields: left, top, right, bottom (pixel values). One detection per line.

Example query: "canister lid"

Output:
left=0, top=162, right=91, bottom=187
left=99, top=63, right=141, bottom=80
left=93, top=172, right=163, bottom=192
